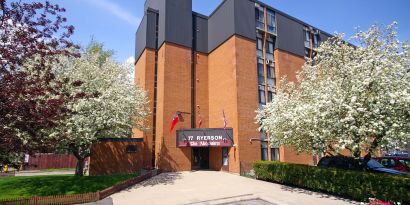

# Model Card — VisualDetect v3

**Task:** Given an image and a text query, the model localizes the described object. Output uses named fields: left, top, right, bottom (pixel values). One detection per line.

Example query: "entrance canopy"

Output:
left=176, top=128, right=233, bottom=147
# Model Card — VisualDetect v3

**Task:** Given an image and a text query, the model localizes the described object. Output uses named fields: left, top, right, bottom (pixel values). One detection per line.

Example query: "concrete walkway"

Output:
left=15, top=170, right=74, bottom=176
left=87, top=171, right=357, bottom=205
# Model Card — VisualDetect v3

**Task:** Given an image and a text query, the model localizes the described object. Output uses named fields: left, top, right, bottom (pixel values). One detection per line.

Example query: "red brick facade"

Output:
left=89, top=140, right=145, bottom=176
left=132, top=35, right=317, bottom=173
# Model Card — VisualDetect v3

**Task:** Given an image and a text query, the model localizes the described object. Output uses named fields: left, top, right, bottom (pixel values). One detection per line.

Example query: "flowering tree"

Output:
left=256, top=23, right=410, bottom=160
left=52, top=42, right=149, bottom=176
left=0, top=0, right=78, bottom=159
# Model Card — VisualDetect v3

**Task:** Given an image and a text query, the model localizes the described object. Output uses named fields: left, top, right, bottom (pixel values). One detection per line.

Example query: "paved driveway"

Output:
left=88, top=171, right=357, bottom=205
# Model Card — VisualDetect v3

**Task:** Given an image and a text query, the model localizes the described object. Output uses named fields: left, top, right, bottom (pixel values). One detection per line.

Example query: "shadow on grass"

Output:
left=0, top=174, right=137, bottom=199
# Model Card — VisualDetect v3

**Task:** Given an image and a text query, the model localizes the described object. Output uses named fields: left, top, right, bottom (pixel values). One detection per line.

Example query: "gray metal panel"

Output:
left=135, top=15, right=147, bottom=61
left=320, top=32, right=331, bottom=43
left=194, top=15, right=208, bottom=53
left=208, top=0, right=235, bottom=52
left=276, top=13, right=305, bottom=57
left=165, top=0, right=192, bottom=48
left=234, top=0, right=256, bottom=41
left=144, top=0, right=166, bottom=48
left=146, top=11, right=157, bottom=49
left=254, top=0, right=333, bottom=38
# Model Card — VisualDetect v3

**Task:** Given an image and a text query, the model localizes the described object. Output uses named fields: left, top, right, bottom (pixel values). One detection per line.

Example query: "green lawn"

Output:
left=0, top=174, right=138, bottom=199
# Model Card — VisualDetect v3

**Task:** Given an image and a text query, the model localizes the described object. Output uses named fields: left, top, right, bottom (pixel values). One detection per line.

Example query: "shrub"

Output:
left=253, top=161, right=410, bottom=204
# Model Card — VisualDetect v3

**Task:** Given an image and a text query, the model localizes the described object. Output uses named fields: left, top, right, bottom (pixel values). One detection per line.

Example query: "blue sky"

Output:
left=50, top=0, right=410, bottom=63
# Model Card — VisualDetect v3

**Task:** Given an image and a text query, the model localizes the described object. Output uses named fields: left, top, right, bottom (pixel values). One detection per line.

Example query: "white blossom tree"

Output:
left=52, top=42, right=149, bottom=176
left=256, top=22, right=410, bottom=161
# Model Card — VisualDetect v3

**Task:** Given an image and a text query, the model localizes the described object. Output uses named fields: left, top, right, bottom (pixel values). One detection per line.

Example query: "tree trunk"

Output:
left=353, top=149, right=361, bottom=158
left=362, top=136, right=381, bottom=166
left=75, top=157, right=85, bottom=176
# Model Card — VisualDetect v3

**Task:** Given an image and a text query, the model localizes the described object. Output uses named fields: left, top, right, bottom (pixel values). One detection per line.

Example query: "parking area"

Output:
left=89, top=171, right=357, bottom=205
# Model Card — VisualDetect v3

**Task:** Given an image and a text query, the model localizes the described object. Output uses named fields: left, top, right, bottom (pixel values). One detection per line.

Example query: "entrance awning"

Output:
left=176, top=128, right=233, bottom=147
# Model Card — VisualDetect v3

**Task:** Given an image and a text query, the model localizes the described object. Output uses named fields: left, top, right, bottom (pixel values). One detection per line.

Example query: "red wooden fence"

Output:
left=25, top=154, right=77, bottom=170
left=0, top=169, right=162, bottom=205
left=0, top=192, right=99, bottom=205
left=0, top=171, right=15, bottom=177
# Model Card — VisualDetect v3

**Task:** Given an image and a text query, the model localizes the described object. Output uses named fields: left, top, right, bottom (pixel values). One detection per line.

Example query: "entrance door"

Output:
left=192, top=148, right=209, bottom=170
left=222, top=147, right=229, bottom=171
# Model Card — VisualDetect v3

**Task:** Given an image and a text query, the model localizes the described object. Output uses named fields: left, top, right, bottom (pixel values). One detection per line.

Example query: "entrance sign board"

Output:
left=176, top=128, right=233, bottom=147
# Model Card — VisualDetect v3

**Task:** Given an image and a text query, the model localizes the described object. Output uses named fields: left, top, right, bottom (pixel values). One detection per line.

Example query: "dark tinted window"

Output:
left=399, top=159, right=410, bottom=168
left=126, top=145, right=137, bottom=153
left=318, top=157, right=331, bottom=166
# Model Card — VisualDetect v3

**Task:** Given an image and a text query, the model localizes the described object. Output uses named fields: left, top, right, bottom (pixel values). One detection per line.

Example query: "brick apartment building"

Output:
left=133, top=0, right=332, bottom=174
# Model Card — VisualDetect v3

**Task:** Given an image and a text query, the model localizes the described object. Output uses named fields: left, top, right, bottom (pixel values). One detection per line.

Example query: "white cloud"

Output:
left=86, top=0, right=141, bottom=26
left=125, top=56, right=135, bottom=81
left=125, top=56, right=135, bottom=65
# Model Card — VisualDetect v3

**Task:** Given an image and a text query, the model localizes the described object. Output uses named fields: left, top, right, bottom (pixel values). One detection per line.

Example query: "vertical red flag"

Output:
left=170, top=113, right=179, bottom=132
left=198, top=113, right=203, bottom=128
left=223, top=110, right=227, bottom=129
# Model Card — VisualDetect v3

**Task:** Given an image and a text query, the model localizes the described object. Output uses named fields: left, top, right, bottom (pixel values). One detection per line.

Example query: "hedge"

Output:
left=253, top=161, right=410, bottom=204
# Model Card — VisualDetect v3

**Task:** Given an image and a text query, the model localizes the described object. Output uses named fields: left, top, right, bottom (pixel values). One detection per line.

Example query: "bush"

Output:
left=253, top=161, right=410, bottom=204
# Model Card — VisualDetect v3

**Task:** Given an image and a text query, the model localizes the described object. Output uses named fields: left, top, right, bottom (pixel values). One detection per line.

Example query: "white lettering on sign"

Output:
left=189, top=141, right=198, bottom=146
left=195, top=136, right=223, bottom=141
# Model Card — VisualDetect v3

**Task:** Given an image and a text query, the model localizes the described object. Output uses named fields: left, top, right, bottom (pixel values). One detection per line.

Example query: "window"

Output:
left=267, top=91, right=274, bottom=102
left=260, top=132, right=268, bottom=160
left=258, top=58, right=264, bottom=85
left=261, top=142, right=268, bottom=160
left=266, top=10, right=276, bottom=33
left=266, top=40, right=274, bottom=61
left=255, top=8, right=264, bottom=29
left=257, top=38, right=263, bottom=50
left=257, top=38, right=263, bottom=58
left=312, top=34, right=320, bottom=48
left=304, top=48, right=310, bottom=57
left=267, top=65, right=275, bottom=88
left=304, top=28, right=320, bottom=49
left=222, top=148, right=229, bottom=166
left=304, top=30, right=310, bottom=48
left=125, top=145, right=137, bottom=153
left=271, top=148, right=280, bottom=161
left=305, top=48, right=317, bottom=59
left=267, top=65, right=274, bottom=79
left=258, top=59, right=264, bottom=77
left=380, top=159, right=396, bottom=168
left=258, top=87, right=266, bottom=104
left=266, top=41, right=274, bottom=54
left=399, top=159, right=410, bottom=168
